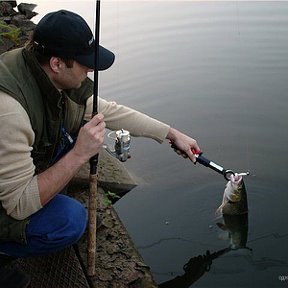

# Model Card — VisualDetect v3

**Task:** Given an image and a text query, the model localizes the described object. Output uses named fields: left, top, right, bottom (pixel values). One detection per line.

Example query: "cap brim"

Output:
left=75, top=45, right=115, bottom=70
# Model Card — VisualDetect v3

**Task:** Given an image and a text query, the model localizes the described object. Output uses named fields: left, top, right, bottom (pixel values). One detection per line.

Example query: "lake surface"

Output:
left=31, top=1, right=288, bottom=287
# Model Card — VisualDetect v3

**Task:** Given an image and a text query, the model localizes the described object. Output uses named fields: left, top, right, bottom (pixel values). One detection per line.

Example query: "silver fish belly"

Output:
left=217, top=174, right=248, bottom=216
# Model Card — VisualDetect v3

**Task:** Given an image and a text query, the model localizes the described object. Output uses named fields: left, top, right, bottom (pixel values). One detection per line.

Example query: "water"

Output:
left=30, top=1, right=288, bottom=287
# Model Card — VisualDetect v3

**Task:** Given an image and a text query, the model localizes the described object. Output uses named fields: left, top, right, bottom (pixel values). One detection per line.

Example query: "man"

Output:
left=0, top=9, right=200, bottom=285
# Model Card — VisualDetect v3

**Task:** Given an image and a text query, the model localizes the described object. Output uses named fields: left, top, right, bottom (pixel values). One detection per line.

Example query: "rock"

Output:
left=0, top=2, right=16, bottom=17
left=70, top=148, right=138, bottom=200
left=0, top=35, right=14, bottom=54
left=17, top=3, right=37, bottom=19
left=11, top=14, right=36, bottom=33
left=8, top=1, right=18, bottom=8
left=0, top=1, right=37, bottom=52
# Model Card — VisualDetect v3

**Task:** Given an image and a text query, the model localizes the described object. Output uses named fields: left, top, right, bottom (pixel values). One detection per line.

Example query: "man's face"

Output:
left=54, top=60, right=93, bottom=90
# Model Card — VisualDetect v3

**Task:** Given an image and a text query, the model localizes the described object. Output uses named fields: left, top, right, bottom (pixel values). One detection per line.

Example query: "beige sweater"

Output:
left=0, top=91, right=170, bottom=220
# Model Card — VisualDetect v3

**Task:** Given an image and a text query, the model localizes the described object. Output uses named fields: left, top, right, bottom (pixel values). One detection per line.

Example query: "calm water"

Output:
left=32, top=1, right=288, bottom=287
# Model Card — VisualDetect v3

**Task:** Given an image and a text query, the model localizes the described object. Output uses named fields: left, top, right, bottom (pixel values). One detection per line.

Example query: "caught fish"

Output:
left=216, top=173, right=248, bottom=216
left=217, top=214, right=250, bottom=250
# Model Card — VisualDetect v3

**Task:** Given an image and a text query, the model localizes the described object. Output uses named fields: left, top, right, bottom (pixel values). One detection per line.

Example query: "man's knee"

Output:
left=0, top=196, right=88, bottom=258
left=28, top=195, right=88, bottom=249
left=62, top=197, right=87, bottom=243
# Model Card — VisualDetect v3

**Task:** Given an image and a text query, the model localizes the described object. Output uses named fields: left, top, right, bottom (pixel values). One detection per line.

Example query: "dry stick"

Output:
left=87, top=0, right=101, bottom=277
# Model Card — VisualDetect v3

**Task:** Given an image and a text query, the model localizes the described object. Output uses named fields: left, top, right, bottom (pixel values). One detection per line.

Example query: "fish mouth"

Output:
left=230, top=174, right=243, bottom=184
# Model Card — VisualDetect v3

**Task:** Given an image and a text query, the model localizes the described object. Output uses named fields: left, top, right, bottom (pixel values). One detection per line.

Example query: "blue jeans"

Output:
left=0, top=195, right=87, bottom=258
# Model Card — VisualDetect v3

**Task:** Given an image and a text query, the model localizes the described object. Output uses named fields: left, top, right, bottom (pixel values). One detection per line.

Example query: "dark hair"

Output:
left=26, top=32, right=74, bottom=68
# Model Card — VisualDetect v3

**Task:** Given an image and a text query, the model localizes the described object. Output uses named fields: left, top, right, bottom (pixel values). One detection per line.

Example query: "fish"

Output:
left=216, top=173, right=248, bottom=216
left=217, top=214, right=250, bottom=250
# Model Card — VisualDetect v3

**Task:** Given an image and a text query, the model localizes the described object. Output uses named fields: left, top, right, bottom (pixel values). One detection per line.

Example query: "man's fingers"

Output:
left=85, top=113, right=104, bottom=128
left=186, top=149, right=197, bottom=164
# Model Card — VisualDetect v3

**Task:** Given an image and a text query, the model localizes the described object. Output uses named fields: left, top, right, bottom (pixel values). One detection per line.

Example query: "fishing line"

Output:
left=234, top=0, right=252, bottom=174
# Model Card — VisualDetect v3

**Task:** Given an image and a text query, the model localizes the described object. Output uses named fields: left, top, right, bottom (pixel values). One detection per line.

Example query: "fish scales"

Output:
left=217, top=174, right=248, bottom=216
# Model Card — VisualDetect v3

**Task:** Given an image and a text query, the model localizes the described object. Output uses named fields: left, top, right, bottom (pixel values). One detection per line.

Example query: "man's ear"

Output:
left=49, top=57, right=62, bottom=73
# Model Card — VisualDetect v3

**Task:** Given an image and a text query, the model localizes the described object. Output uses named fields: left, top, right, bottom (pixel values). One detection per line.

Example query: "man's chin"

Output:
left=74, top=82, right=82, bottom=89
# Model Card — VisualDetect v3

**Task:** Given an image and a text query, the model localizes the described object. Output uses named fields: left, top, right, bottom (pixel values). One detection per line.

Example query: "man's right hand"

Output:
left=38, top=113, right=106, bottom=205
left=72, top=113, right=106, bottom=163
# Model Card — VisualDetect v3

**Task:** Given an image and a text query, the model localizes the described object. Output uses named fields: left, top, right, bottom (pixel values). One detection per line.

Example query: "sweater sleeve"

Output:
left=0, top=91, right=42, bottom=220
left=85, top=97, right=170, bottom=143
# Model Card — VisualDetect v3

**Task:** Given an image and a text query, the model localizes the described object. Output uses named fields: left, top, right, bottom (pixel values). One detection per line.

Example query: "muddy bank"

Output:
left=68, top=149, right=158, bottom=288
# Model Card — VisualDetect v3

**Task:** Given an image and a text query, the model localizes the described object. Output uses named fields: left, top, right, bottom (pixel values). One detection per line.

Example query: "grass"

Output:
left=103, top=190, right=121, bottom=206
left=0, top=20, right=20, bottom=44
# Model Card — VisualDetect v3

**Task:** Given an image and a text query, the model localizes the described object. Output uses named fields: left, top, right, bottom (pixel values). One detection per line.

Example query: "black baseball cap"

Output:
left=33, top=10, right=115, bottom=70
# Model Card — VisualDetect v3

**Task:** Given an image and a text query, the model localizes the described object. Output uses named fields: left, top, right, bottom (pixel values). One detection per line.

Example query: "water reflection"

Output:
left=159, top=214, right=250, bottom=288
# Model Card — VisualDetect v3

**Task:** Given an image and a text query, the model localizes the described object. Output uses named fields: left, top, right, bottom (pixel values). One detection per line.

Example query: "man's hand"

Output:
left=72, top=113, right=106, bottom=163
left=37, top=113, right=106, bottom=205
left=166, top=127, right=201, bottom=164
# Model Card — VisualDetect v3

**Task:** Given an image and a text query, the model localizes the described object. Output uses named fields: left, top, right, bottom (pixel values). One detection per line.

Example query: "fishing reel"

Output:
left=103, top=129, right=131, bottom=162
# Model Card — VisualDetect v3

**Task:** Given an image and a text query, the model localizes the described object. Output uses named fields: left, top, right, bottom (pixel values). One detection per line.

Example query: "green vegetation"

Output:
left=103, top=190, right=121, bottom=206
left=0, top=20, right=20, bottom=44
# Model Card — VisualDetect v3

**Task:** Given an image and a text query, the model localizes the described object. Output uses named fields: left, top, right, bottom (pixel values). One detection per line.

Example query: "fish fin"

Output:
left=215, top=195, right=228, bottom=217
left=215, top=206, right=223, bottom=217
left=216, top=222, right=228, bottom=231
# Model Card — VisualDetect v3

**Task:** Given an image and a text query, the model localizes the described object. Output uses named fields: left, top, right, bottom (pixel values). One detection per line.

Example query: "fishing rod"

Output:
left=87, top=0, right=132, bottom=276
left=87, top=0, right=101, bottom=277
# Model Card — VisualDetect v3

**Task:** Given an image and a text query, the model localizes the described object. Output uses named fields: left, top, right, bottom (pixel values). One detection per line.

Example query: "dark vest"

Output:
left=0, top=48, right=93, bottom=243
